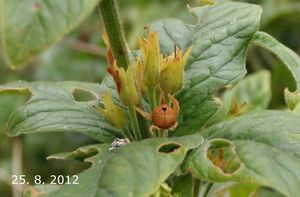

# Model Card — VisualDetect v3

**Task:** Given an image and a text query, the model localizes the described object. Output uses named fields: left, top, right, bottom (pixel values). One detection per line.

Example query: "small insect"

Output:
left=109, top=138, right=130, bottom=150
left=136, top=94, right=179, bottom=134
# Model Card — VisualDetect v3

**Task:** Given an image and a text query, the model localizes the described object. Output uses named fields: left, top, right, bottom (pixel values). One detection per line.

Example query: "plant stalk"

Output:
left=12, top=137, right=23, bottom=197
left=128, top=106, right=141, bottom=140
left=192, top=178, right=201, bottom=197
left=123, top=126, right=135, bottom=142
left=100, top=0, right=149, bottom=140
left=203, top=183, right=213, bottom=197
left=100, top=0, right=130, bottom=69
left=148, top=87, right=157, bottom=111
left=137, top=112, right=151, bottom=138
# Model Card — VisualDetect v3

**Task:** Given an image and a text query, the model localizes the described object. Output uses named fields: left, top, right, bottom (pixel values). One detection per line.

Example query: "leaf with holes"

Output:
left=0, top=0, right=99, bottom=68
left=39, top=135, right=203, bottom=197
left=0, top=81, right=122, bottom=142
left=150, top=1, right=262, bottom=135
left=183, top=110, right=300, bottom=196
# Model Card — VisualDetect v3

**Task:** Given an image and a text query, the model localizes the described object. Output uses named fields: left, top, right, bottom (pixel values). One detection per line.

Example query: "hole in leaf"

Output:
left=71, top=88, right=97, bottom=102
left=207, top=139, right=241, bottom=174
left=158, top=142, right=182, bottom=153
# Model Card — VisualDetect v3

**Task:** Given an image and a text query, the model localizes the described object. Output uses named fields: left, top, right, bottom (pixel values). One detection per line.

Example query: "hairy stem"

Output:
left=100, top=0, right=149, bottom=140
left=128, top=106, right=142, bottom=141
left=100, top=0, right=130, bottom=69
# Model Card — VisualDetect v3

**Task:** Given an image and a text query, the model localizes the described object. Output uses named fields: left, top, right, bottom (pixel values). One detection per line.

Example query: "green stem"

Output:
left=164, top=94, right=170, bottom=105
left=148, top=87, right=157, bottom=111
left=203, top=183, right=213, bottom=197
left=137, top=112, right=150, bottom=139
left=100, top=0, right=130, bottom=69
left=192, top=178, right=201, bottom=197
left=123, top=126, right=135, bottom=142
left=128, top=106, right=141, bottom=140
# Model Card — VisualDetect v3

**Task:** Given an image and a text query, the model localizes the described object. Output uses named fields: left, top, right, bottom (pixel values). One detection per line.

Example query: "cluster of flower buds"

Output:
left=159, top=46, right=193, bottom=94
left=139, top=31, right=193, bottom=95
left=100, top=31, right=192, bottom=130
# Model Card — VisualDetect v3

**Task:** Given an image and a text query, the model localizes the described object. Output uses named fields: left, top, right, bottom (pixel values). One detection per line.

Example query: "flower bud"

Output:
left=99, top=91, right=125, bottom=128
left=138, top=32, right=160, bottom=89
left=134, top=58, right=144, bottom=94
left=119, top=65, right=140, bottom=106
left=108, top=62, right=139, bottom=106
left=159, top=47, right=193, bottom=94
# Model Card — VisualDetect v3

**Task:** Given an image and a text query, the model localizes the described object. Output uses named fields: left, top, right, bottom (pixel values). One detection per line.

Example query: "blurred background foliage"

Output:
left=0, top=0, right=299, bottom=196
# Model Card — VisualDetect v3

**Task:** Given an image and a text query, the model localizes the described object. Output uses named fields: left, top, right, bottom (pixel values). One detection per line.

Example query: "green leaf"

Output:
left=150, top=2, right=262, bottom=135
left=43, top=135, right=203, bottom=197
left=183, top=110, right=300, bottom=196
left=222, top=71, right=271, bottom=109
left=0, top=81, right=122, bottom=142
left=253, top=31, right=300, bottom=91
left=0, top=0, right=99, bottom=68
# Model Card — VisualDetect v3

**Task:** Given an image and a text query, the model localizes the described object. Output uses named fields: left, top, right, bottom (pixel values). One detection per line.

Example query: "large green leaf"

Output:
left=183, top=110, right=300, bottom=196
left=0, top=0, right=99, bottom=68
left=253, top=31, right=300, bottom=91
left=0, top=81, right=122, bottom=142
left=41, top=135, right=203, bottom=197
left=222, top=70, right=271, bottom=109
left=150, top=2, right=262, bottom=135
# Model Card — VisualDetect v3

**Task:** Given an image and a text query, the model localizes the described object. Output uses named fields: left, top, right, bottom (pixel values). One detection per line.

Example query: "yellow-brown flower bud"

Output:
left=120, top=65, right=140, bottom=106
left=108, top=62, right=139, bottom=106
left=99, top=91, right=125, bottom=128
left=134, top=58, right=144, bottom=94
left=138, top=32, right=160, bottom=89
left=159, top=47, right=193, bottom=94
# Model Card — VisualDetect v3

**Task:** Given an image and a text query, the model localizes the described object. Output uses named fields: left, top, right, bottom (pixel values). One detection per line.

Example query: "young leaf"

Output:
left=222, top=71, right=271, bottom=110
left=0, top=0, right=99, bottom=68
left=0, top=81, right=122, bottom=142
left=41, top=135, right=203, bottom=197
left=184, top=110, right=300, bottom=196
left=150, top=2, right=262, bottom=135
